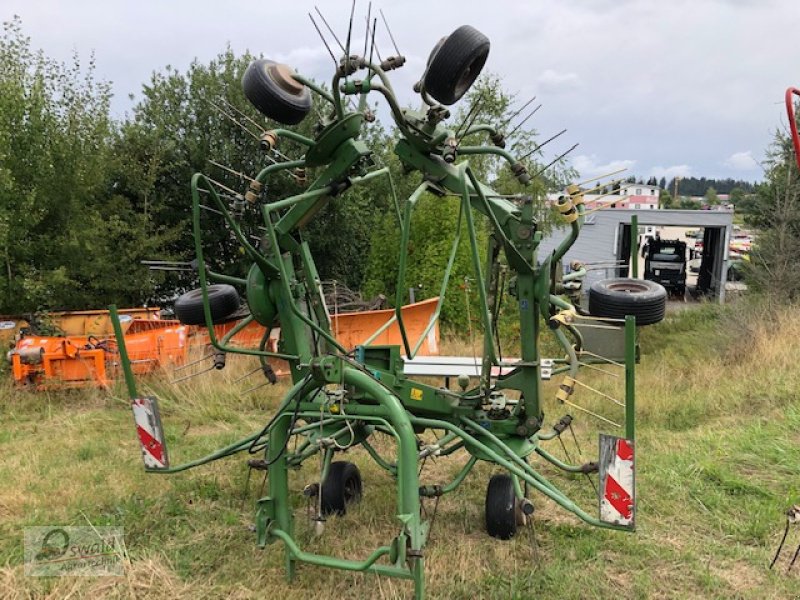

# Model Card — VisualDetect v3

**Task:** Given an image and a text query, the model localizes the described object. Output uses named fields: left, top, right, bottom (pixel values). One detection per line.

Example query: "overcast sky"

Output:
left=6, top=0, right=799, bottom=182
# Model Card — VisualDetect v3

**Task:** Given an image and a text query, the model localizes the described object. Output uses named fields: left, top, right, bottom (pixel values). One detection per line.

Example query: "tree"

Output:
left=0, top=17, right=161, bottom=313
left=658, top=176, right=667, bottom=190
left=744, top=130, right=800, bottom=299
left=678, top=198, right=702, bottom=210
left=704, top=186, right=719, bottom=205
left=730, top=186, right=760, bottom=215
left=363, top=194, right=485, bottom=330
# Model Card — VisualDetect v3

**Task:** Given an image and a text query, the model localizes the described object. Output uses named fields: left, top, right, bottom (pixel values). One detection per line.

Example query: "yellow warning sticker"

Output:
left=410, top=388, right=423, bottom=401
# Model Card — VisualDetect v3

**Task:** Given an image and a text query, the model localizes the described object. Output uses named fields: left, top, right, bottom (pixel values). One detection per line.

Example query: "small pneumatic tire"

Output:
left=173, top=284, right=241, bottom=326
left=320, top=461, right=363, bottom=516
left=242, top=59, right=312, bottom=125
left=423, top=25, right=490, bottom=105
left=485, top=473, right=517, bottom=540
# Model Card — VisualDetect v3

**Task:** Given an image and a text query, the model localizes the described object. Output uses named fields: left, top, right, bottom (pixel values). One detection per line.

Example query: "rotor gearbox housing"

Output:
left=246, top=263, right=279, bottom=327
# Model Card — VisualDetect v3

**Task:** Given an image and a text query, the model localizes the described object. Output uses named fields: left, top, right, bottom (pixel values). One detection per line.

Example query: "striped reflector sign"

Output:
left=132, top=396, right=169, bottom=469
left=599, top=434, right=635, bottom=528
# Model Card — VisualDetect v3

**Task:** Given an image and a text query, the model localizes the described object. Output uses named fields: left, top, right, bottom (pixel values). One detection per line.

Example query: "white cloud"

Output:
left=537, top=69, right=580, bottom=93
left=572, top=155, right=636, bottom=179
left=650, top=165, right=693, bottom=180
left=723, top=151, right=758, bottom=170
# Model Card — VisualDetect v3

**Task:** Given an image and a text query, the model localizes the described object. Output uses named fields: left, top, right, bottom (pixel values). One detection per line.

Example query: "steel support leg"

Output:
left=269, top=411, right=295, bottom=581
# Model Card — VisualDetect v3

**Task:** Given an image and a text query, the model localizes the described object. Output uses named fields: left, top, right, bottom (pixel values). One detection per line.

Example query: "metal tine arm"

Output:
left=208, top=159, right=256, bottom=182
left=499, top=94, right=537, bottom=130
left=506, top=103, right=542, bottom=138
left=531, top=143, right=579, bottom=179
left=379, top=9, right=401, bottom=56
left=173, top=352, right=213, bottom=372
left=171, top=364, right=216, bottom=384
left=204, top=99, right=261, bottom=140
left=309, top=13, right=338, bottom=67
left=518, top=128, right=567, bottom=161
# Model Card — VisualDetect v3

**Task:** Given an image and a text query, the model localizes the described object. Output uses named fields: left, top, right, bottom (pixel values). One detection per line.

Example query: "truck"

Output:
left=644, top=238, right=687, bottom=296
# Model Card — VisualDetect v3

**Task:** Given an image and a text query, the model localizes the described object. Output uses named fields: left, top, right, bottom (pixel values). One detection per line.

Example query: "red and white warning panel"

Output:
left=132, top=396, right=169, bottom=470
left=598, top=434, right=635, bottom=528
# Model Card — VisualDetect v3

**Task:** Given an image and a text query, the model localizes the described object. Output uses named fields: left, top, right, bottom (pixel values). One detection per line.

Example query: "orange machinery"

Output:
left=8, top=298, right=440, bottom=390
left=0, top=307, right=161, bottom=350
left=10, top=319, right=191, bottom=389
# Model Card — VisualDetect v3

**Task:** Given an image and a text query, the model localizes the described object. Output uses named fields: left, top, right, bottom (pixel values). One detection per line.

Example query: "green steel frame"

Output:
left=111, top=45, right=639, bottom=599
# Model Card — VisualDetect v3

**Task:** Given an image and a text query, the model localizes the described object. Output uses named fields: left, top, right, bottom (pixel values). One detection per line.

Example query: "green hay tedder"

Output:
left=112, top=12, right=667, bottom=597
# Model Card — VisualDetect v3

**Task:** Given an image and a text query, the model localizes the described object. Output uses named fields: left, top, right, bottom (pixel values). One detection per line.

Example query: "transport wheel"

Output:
left=426, top=36, right=448, bottom=67
left=242, top=59, right=312, bottom=125
left=485, top=473, right=517, bottom=540
left=173, top=284, right=241, bottom=326
left=321, top=462, right=363, bottom=516
left=423, top=25, right=490, bottom=105
left=588, top=278, right=667, bottom=326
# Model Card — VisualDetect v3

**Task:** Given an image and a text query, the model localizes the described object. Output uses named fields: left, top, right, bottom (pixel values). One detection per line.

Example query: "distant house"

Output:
left=617, top=182, right=660, bottom=210
left=547, top=182, right=660, bottom=210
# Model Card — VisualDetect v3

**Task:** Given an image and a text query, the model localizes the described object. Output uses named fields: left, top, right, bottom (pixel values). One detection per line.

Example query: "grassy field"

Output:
left=1, top=299, right=799, bottom=599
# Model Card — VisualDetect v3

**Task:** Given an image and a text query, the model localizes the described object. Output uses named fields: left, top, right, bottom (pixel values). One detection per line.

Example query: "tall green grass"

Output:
left=1, top=299, right=799, bottom=598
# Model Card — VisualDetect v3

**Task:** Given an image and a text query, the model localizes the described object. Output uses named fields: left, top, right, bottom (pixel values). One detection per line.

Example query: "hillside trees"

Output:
left=115, top=48, right=302, bottom=297
left=664, top=176, right=756, bottom=197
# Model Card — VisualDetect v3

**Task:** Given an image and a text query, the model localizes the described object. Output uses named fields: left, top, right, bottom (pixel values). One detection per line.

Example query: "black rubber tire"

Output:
left=173, top=284, right=241, bottom=326
left=321, top=462, right=362, bottom=516
left=423, top=25, right=490, bottom=105
left=242, top=59, right=312, bottom=125
left=426, top=36, right=448, bottom=67
left=588, top=278, right=667, bottom=326
left=485, top=474, right=517, bottom=540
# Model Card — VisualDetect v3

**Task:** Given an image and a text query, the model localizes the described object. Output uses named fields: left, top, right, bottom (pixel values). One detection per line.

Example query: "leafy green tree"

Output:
left=704, top=186, right=719, bottom=205
left=678, top=198, right=702, bottom=210
left=730, top=186, right=759, bottom=216
left=363, top=194, right=485, bottom=330
left=744, top=131, right=800, bottom=298
left=0, top=17, right=161, bottom=313
left=116, top=48, right=293, bottom=297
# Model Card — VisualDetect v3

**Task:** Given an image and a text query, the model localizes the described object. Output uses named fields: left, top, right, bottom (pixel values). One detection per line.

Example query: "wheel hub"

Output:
left=269, top=63, right=304, bottom=96
left=607, top=281, right=649, bottom=294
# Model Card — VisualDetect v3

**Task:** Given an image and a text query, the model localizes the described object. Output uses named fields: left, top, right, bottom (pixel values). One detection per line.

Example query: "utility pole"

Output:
left=673, top=176, right=682, bottom=206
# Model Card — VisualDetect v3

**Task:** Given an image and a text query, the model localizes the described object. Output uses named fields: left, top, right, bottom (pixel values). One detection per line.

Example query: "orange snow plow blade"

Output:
left=331, top=297, right=439, bottom=355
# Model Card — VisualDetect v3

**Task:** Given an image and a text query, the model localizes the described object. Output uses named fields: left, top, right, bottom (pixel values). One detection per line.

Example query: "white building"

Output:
left=547, top=181, right=661, bottom=211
